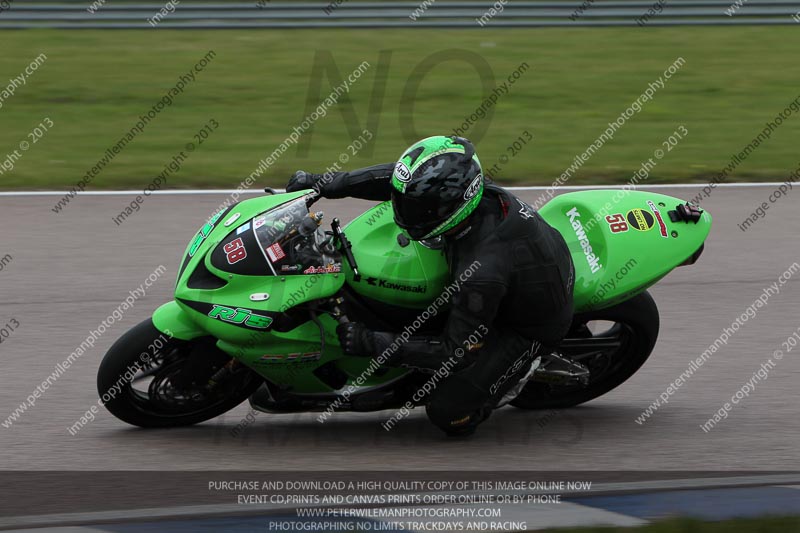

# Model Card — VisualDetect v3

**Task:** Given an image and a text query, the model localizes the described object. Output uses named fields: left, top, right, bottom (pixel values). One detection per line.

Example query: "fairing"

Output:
left=152, top=188, right=711, bottom=394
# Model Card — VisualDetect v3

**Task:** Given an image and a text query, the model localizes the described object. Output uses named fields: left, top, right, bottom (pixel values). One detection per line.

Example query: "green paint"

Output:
left=154, top=188, right=711, bottom=395
left=189, top=210, right=225, bottom=257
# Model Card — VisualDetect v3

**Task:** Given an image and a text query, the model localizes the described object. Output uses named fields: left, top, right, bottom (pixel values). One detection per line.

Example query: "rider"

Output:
left=286, top=135, right=575, bottom=436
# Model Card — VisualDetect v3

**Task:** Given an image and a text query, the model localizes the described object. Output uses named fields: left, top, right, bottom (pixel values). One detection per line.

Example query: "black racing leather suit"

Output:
left=321, top=163, right=575, bottom=434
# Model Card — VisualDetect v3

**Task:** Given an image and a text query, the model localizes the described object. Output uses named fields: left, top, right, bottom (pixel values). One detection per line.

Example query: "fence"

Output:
left=1, top=1, right=797, bottom=29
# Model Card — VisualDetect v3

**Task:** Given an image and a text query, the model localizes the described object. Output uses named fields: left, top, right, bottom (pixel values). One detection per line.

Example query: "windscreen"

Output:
left=253, top=197, right=342, bottom=276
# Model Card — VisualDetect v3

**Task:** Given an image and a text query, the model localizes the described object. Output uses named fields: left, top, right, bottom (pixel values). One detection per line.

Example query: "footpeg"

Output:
left=530, top=353, right=590, bottom=386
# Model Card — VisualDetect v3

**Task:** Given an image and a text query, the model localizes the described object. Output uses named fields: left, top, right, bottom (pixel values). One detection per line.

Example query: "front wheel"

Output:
left=511, top=290, right=659, bottom=410
left=97, top=319, right=263, bottom=428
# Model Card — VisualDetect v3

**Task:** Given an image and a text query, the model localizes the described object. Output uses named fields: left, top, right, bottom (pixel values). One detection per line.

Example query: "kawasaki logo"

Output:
left=208, top=305, right=273, bottom=329
left=566, top=207, right=602, bottom=274
left=364, top=276, right=426, bottom=293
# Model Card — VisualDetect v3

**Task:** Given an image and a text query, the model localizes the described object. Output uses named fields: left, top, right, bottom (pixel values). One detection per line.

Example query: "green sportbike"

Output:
left=97, top=188, right=711, bottom=428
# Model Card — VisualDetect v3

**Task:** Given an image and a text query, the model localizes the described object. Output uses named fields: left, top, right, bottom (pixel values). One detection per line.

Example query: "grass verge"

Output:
left=0, top=27, right=798, bottom=190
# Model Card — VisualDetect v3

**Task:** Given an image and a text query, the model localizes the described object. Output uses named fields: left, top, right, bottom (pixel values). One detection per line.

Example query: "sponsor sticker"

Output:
left=647, top=201, right=669, bottom=238
left=266, top=242, right=286, bottom=263
left=257, top=352, right=322, bottom=364
left=303, top=263, right=342, bottom=274
left=626, top=208, right=655, bottom=232
left=188, top=210, right=226, bottom=257
left=253, top=216, right=267, bottom=230
left=286, top=352, right=321, bottom=363
left=464, top=174, right=482, bottom=200
left=236, top=222, right=251, bottom=235
left=393, top=161, right=412, bottom=183
left=207, top=305, right=273, bottom=329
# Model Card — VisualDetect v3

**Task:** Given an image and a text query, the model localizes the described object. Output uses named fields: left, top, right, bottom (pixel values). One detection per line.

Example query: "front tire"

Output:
left=511, top=290, right=659, bottom=410
left=97, top=319, right=262, bottom=428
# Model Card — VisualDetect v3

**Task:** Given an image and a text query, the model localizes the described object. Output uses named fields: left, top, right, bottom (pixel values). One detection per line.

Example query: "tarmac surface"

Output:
left=1, top=185, right=798, bottom=480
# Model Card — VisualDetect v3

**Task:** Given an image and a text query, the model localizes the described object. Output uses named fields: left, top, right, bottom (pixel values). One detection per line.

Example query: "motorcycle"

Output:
left=97, top=188, right=711, bottom=427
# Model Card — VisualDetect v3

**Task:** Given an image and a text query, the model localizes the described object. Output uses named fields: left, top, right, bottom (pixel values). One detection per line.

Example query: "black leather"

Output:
left=298, top=163, right=576, bottom=434
left=286, top=170, right=322, bottom=193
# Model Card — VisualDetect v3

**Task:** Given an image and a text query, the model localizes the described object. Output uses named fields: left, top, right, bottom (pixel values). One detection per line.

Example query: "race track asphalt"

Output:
left=1, top=185, right=798, bottom=478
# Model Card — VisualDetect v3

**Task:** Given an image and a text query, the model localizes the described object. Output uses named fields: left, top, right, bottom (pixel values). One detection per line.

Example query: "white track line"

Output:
left=0, top=182, right=789, bottom=197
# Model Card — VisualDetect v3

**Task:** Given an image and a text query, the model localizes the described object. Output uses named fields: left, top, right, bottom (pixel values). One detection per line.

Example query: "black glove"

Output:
left=286, top=170, right=323, bottom=194
left=337, top=322, right=374, bottom=356
left=337, top=322, right=396, bottom=360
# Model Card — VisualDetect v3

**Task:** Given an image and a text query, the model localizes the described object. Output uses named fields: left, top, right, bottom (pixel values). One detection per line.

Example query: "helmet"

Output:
left=390, top=136, right=484, bottom=241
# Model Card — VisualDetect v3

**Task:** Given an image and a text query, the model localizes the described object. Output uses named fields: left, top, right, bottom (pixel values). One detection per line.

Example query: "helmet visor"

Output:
left=391, top=188, right=460, bottom=240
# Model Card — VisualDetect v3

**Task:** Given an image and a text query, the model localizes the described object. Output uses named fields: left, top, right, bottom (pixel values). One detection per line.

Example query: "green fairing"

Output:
left=152, top=188, right=711, bottom=394
left=538, top=190, right=711, bottom=312
left=343, top=201, right=449, bottom=307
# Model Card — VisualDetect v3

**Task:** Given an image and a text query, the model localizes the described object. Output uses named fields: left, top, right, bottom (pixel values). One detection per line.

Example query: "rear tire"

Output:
left=97, top=319, right=262, bottom=428
left=511, top=291, right=659, bottom=410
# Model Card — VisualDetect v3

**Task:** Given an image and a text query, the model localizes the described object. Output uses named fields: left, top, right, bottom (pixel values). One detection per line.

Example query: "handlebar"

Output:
left=331, top=217, right=360, bottom=282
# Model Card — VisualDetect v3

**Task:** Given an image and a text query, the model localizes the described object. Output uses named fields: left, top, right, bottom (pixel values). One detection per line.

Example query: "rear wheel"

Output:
left=511, top=291, right=659, bottom=410
left=97, top=319, right=263, bottom=428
